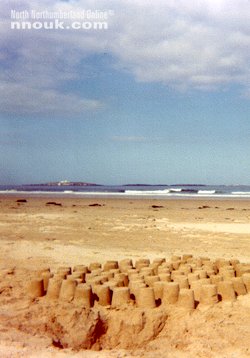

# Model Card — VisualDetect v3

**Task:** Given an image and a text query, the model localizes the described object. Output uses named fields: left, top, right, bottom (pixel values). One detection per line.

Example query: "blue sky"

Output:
left=1, top=0, right=250, bottom=185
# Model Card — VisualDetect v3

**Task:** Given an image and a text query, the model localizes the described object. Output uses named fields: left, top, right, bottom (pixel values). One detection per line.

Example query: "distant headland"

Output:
left=24, top=180, right=102, bottom=187
left=22, top=181, right=207, bottom=187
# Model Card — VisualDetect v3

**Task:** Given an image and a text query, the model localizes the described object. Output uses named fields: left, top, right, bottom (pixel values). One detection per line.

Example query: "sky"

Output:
left=0, top=0, right=250, bottom=185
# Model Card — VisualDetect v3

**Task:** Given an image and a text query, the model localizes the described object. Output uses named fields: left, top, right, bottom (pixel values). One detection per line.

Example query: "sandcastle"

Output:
left=28, top=255, right=250, bottom=310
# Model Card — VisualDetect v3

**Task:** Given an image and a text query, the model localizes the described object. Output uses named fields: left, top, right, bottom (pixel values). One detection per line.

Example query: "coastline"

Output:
left=2, top=191, right=250, bottom=200
left=2, top=183, right=250, bottom=200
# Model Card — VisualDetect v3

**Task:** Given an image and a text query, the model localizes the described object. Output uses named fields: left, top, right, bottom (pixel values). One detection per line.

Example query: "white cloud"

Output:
left=0, top=82, right=102, bottom=116
left=1, top=0, right=250, bottom=117
left=108, top=0, right=250, bottom=91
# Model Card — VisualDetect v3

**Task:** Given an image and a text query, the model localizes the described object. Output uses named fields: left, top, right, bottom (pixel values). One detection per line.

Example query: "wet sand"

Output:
left=1, top=195, right=250, bottom=357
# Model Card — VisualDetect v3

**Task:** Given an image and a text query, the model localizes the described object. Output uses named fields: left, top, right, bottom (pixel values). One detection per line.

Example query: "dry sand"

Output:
left=0, top=195, right=250, bottom=357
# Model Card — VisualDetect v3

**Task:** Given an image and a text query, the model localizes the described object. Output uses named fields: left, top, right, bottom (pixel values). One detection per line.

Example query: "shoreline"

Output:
left=2, top=192, right=250, bottom=201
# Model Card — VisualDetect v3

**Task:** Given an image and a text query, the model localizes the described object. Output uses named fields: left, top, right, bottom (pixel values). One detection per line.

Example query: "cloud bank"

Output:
left=1, top=0, right=250, bottom=116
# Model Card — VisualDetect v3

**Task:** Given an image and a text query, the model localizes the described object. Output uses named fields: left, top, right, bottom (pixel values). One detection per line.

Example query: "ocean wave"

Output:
left=0, top=189, right=18, bottom=193
left=198, top=190, right=216, bottom=194
left=0, top=190, right=67, bottom=195
left=125, top=188, right=217, bottom=196
left=1, top=188, right=250, bottom=199
left=178, top=189, right=198, bottom=193
left=124, top=189, right=170, bottom=195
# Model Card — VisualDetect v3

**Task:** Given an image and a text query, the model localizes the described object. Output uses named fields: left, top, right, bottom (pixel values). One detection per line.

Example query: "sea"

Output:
left=1, top=184, right=250, bottom=200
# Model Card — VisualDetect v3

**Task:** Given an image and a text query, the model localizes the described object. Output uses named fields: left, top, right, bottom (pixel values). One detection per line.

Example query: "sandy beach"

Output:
left=1, top=195, right=250, bottom=357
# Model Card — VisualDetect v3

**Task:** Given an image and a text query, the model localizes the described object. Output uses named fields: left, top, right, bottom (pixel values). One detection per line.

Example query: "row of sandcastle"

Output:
left=28, top=255, right=250, bottom=309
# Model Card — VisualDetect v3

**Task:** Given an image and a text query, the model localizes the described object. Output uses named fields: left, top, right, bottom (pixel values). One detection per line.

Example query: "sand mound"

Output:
left=46, top=306, right=167, bottom=350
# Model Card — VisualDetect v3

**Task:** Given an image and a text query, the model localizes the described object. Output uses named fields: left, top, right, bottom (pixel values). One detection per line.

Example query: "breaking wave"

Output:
left=1, top=185, right=250, bottom=199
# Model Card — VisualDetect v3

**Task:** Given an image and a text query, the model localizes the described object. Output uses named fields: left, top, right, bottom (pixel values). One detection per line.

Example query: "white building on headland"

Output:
left=58, top=180, right=70, bottom=186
